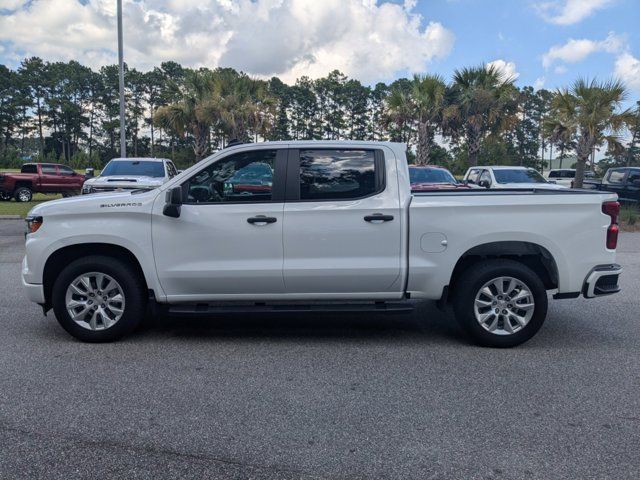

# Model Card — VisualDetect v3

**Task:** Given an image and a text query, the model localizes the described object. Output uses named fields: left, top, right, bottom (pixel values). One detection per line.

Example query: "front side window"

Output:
left=59, top=166, right=75, bottom=176
left=494, top=169, right=547, bottom=184
left=166, top=162, right=178, bottom=178
left=299, top=149, right=378, bottom=200
left=607, top=169, right=627, bottom=184
left=548, top=171, right=560, bottom=178
left=479, top=170, right=492, bottom=185
left=101, top=160, right=165, bottom=178
left=466, top=169, right=481, bottom=184
left=186, top=150, right=276, bottom=203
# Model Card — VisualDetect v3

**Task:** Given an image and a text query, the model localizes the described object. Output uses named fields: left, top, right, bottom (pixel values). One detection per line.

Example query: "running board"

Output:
left=165, top=301, right=414, bottom=316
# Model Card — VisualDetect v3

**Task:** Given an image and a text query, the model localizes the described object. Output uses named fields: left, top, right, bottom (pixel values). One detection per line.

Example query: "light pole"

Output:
left=117, top=0, right=126, bottom=158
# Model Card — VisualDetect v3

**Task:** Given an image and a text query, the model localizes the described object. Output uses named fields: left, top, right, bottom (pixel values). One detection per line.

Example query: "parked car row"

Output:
left=0, top=158, right=178, bottom=202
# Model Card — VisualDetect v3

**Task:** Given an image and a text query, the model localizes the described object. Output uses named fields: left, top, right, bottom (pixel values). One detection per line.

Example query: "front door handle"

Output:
left=247, top=216, right=277, bottom=225
left=364, top=213, right=394, bottom=223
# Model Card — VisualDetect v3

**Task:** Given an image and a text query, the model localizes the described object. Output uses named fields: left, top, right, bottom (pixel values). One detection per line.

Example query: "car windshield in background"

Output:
left=494, top=169, right=547, bottom=184
left=409, top=168, right=457, bottom=184
left=101, top=161, right=165, bottom=178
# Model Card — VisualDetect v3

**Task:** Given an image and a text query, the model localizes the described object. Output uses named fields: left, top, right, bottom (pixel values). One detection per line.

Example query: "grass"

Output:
left=620, top=204, right=639, bottom=231
left=0, top=193, right=63, bottom=218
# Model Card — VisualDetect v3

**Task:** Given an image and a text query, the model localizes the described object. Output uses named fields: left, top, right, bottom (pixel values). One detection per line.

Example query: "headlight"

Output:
left=82, top=185, right=95, bottom=194
left=25, top=216, right=43, bottom=235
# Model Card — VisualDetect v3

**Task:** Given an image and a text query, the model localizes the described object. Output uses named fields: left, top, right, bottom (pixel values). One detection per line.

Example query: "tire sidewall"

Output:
left=14, top=187, right=32, bottom=202
left=453, top=260, right=548, bottom=348
left=52, top=256, right=145, bottom=342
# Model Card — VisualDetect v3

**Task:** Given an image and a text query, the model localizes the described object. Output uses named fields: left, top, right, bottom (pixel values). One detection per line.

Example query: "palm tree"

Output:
left=543, top=117, right=575, bottom=169
left=384, top=87, right=414, bottom=148
left=444, top=65, right=518, bottom=167
left=410, top=74, right=446, bottom=165
left=154, top=70, right=223, bottom=161
left=550, top=79, right=633, bottom=188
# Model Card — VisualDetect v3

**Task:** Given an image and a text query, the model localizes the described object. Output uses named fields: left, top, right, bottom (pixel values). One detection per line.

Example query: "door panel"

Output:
left=282, top=148, right=403, bottom=295
left=153, top=203, right=285, bottom=298
left=151, top=147, right=287, bottom=300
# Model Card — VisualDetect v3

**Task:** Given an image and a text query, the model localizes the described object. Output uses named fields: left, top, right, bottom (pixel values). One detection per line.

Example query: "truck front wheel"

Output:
left=52, top=255, right=146, bottom=342
left=452, top=259, right=548, bottom=348
left=14, top=187, right=32, bottom=202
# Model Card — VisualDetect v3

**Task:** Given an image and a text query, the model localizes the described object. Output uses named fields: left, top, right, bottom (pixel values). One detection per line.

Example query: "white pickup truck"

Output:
left=22, top=141, right=622, bottom=347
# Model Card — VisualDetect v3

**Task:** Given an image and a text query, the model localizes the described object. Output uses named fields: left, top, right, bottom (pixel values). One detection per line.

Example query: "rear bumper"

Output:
left=582, top=264, right=622, bottom=298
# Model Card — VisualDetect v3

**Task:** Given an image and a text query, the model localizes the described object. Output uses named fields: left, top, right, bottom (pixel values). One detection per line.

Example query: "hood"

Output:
left=85, top=175, right=165, bottom=188
left=28, top=189, right=159, bottom=218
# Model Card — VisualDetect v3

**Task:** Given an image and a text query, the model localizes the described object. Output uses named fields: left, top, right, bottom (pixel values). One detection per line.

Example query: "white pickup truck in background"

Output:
left=22, top=141, right=622, bottom=347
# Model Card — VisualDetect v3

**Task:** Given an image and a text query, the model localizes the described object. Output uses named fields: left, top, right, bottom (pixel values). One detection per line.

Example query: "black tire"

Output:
left=14, top=187, right=32, bottom=202
left=452, top=259, right=548, bottom=348
left=52, top=255, right=147, bottom=342
left=0, top=191, right=11, bottom=201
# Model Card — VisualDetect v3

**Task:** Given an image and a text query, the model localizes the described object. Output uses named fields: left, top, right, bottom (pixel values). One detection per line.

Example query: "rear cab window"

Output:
left=293, top=149, right=383, bottom=201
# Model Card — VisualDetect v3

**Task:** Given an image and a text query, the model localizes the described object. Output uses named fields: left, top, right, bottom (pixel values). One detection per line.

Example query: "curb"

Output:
left=0, top=215, right=21, bottom=220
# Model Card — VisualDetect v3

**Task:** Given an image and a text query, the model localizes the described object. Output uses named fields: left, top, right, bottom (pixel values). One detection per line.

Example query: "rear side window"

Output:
left=21, top=164, right=37, bottom=174
left=607, top=170, right=627, bottom=184
left=41, top=164, right=57, bottom=175
left=298, top=149, right=379, bottom=200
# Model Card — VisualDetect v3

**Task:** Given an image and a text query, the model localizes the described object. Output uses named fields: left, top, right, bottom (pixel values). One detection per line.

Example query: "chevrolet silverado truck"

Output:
left=0, top=163, right=85, bottom=202
left=82, top=157, right=177, bottom=194
left=22, top=141, right=622, bottom=347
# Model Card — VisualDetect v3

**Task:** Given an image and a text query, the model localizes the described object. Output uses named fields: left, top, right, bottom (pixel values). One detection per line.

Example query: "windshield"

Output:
left=493, top=169, right=547, bottom=184
left=409, top=167, right=457, bottom=184
left=101, top=160, right=165, bottom=178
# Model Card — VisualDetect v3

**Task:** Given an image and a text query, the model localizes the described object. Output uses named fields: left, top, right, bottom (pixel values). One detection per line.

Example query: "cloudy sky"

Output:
left=0, top=0, right=638, bottom=94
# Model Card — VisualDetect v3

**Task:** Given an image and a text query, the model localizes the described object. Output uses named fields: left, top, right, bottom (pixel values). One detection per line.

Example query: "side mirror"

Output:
left=478, top=179, right=490, bottom=188
left=163, top=186, right=183, bottom=218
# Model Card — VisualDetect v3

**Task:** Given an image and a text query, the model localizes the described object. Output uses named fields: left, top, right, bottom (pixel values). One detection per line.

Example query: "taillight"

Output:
left=602, top=201, right=620, bottom=250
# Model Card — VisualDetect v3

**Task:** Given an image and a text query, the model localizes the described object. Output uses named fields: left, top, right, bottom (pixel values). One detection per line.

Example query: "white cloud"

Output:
left=487, top=59, right=519, bottom=80
left=0, top=0, right=455, bottom=84
left=542, top=32, right=624, bottom=68
left=614, top=52, right=640, bottom=91
left=534, top=0, right=613, bottom=25
left=533, top=77, right=546, bottom=90
left=0, top=0, right=26, bottom=9
left=554, top=65, right=568, bottom=74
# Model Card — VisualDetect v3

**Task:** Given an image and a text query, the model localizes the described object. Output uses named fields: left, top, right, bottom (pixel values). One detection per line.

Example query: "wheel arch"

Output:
left=42, top=243, right=149, bottom=311
left=447, top=241, right=559, bottom=301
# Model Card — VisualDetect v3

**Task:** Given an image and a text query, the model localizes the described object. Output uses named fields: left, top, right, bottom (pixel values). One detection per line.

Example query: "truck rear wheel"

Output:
left=52, top=255, right=146, bottom=342
left=14, top=187, right=32, bottom=202
left=452, top=259, right=548, bottom=348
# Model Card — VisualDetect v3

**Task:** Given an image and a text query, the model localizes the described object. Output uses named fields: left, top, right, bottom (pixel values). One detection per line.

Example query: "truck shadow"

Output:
left=143, top=301, right=468, bottom=346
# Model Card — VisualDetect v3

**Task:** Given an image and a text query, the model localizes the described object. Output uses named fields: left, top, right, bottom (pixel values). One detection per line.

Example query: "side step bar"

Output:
left=164, top=301, right=415, bottom=316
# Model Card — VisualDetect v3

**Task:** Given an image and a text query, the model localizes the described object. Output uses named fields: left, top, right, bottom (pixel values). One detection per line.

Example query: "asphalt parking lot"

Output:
left=0, top=219, right=639, bottom=480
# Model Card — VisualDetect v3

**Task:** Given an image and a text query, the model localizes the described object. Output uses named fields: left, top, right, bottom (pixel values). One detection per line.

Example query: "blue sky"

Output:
left=0, top=0, right=638, bottom=95
left=411, top=0, right=640, bottom=92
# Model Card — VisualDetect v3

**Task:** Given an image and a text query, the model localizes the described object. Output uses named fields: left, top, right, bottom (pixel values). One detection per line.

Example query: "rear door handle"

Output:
left=364, top=214, right=394, bottom=223
left=247, top=216, right=277, bottom=225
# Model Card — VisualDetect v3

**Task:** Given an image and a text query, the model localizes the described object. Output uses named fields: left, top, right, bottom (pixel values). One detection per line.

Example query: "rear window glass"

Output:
left=607, top=170, right=627, bottom=184
left=299, top=149, right=378, bottom=200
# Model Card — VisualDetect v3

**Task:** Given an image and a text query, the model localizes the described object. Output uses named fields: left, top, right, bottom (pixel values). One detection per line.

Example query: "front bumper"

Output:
left=583, top=264, right=622, bottom=298
left=22, top=276, right=45, bottom=304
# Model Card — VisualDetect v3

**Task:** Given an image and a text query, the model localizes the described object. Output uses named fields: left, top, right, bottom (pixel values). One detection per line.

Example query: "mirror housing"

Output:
left=163, top=186, right=183, bottom=218
left=478, top=179, right=490, bottom=188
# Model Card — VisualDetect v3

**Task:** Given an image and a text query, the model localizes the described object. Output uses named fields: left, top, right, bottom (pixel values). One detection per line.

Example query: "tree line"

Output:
left=0, top=57, right=638, bottom=187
